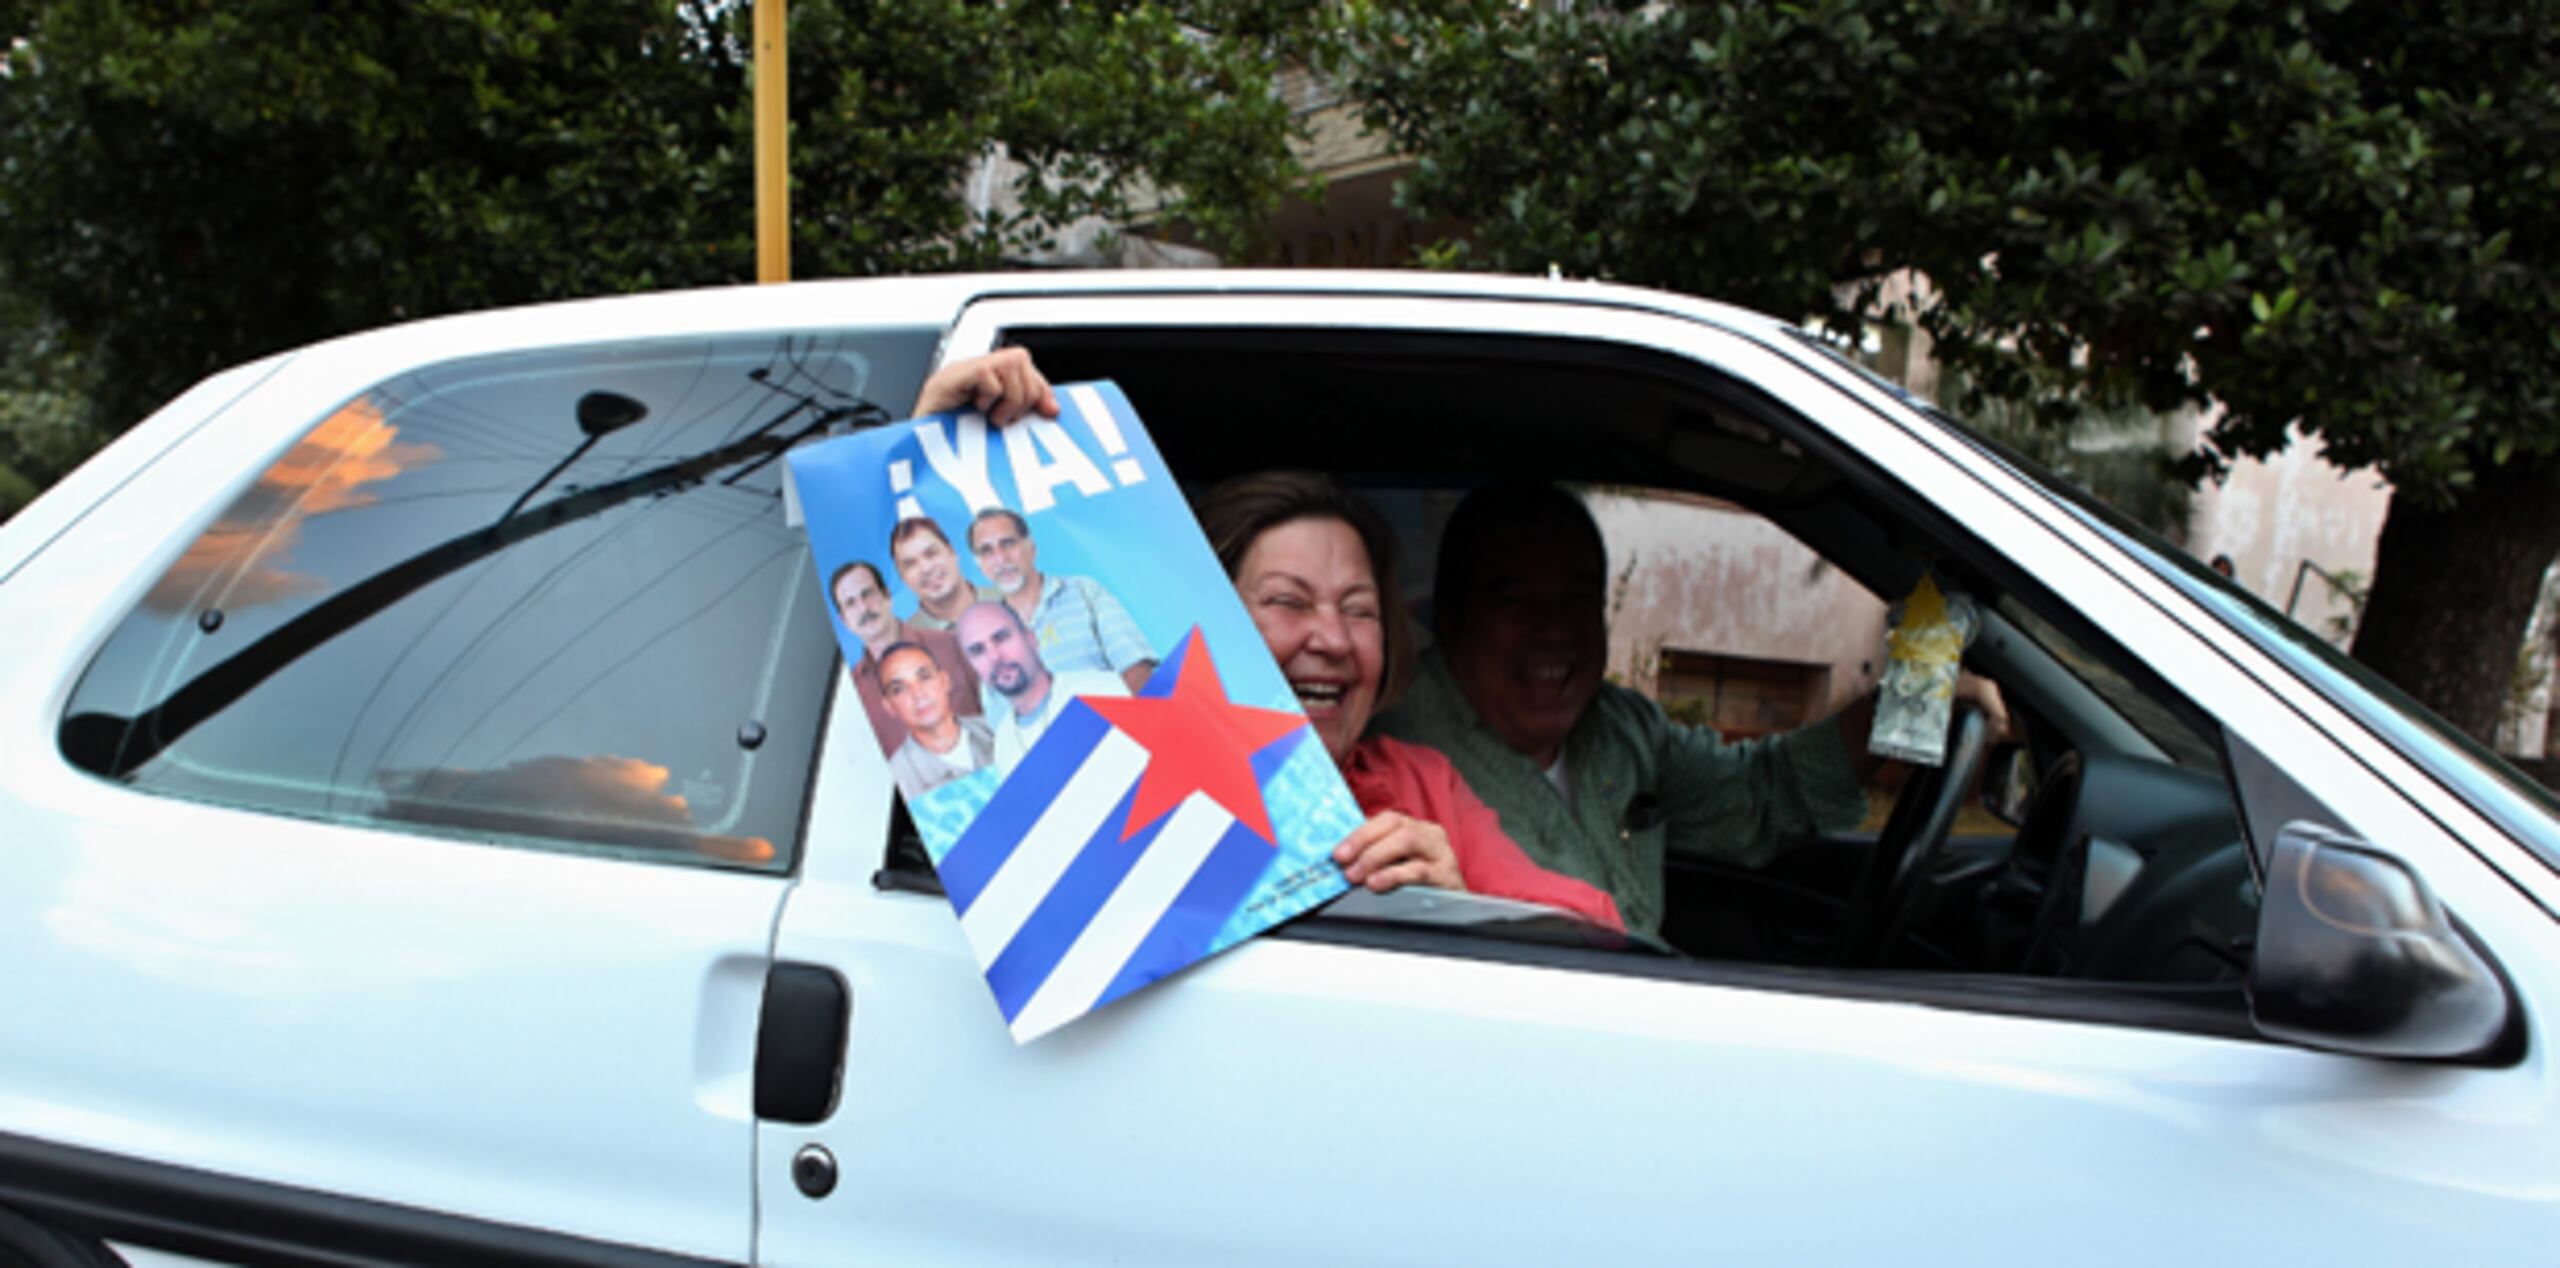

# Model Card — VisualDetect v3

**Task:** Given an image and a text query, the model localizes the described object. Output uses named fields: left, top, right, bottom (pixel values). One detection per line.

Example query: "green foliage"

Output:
left=0, top=0, right=1308, bottom=443
left=0, top=286, right=105, bottom=519
left=1333, top=0, right=2560, bottom=510
left=2317, top=566, right=2371, bottom=643
left=1333, top=0, right=2560, bottom=736
left=0, top=464, right=34, bottom=519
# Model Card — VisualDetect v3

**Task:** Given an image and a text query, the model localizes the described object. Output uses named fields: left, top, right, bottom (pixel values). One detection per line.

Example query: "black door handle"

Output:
left=754, top=963, right=850, bottom=1125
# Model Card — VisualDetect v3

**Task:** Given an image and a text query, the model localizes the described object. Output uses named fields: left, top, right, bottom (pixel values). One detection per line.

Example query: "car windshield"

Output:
left=1784, top=326, right=2560, bottom=866
left=1995, top=598, right=2220, bottom=771
left=1839, top=401, right=2560, bottom=869
left=2038, top=474, right=2560, bottom=862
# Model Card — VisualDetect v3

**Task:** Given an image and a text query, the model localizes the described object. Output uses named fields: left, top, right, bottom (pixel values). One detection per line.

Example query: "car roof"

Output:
left=273, top=269, right=1795, bottom=369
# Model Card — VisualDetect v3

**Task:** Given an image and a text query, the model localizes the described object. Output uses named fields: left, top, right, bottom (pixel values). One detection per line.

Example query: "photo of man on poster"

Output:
left=968, top=506, right=1157, bottom=693
left=830, top=558, right=982, bottom=759
left=892, top=517, right=999, bottom=631
left=955, top=599, right=1130, bottom=772
left=878, top=641, right=998, bottom=799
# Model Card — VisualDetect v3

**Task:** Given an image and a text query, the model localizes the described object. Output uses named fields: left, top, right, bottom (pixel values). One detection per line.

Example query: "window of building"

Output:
left=1653, top=649, right=1829, bottom=741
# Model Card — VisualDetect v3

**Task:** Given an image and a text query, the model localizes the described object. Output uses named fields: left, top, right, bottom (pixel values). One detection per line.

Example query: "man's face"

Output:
left=893, top=529, right=964, bottom=605
left=970, top=516, right=1038, bottom=596
left=956, top=602, right=1047, bottom=705
left=879, top=647, right=952, bottom=732
left=1443, top=517, right=1608, bottom=766
left=833, top=566, right=896, bottom=649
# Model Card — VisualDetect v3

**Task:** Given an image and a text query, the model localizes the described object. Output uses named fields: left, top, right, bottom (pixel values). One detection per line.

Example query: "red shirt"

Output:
left=1340, top=735, right=1624, bottom=933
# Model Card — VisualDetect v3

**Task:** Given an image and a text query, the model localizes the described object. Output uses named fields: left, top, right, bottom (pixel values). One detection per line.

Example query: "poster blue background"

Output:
left=788, top=381, right=1358, bottom=956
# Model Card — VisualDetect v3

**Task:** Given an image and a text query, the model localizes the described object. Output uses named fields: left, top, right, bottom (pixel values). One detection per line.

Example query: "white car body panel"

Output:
left=0, top=271, right=2546, bottom=1264
left=0, top=352, right=295, bottom=587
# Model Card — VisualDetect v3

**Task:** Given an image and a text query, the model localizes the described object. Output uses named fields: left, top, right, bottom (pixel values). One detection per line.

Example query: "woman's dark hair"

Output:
left=1195, top=471, right=1415, bottom=709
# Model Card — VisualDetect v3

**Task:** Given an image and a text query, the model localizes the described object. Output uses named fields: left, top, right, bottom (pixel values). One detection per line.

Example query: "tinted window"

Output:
left=63, top=330, right=936, bottom=871
left=1997, top=597, right=2224, bottom=773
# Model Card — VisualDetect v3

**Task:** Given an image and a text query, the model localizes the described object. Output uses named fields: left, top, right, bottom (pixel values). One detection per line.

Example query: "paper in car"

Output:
left=788, top=382, right=1358, bottom=1042
left=1871, top=573, right=1978, bottom=766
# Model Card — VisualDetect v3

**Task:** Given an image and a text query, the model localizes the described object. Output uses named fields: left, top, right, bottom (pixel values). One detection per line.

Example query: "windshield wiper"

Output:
left=62, top=395, right=887, bottom=779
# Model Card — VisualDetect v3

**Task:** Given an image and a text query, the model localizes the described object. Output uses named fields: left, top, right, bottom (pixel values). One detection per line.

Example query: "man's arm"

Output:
left=1653, top=670, right=2009, bottom=865
left=1830, top=671, right=2010, bottom=786
left=1652, top=701, right=1870, bottom=869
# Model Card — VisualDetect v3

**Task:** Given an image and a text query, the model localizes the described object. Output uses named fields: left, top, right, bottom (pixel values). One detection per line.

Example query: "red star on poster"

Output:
left=1082, top=630, right=1306, bottom=844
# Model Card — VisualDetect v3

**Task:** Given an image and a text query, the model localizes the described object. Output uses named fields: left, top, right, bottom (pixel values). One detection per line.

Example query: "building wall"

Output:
left=1585, top=491, right=1888, bottom=717
left=2183, top=422, right=2392, bottom=651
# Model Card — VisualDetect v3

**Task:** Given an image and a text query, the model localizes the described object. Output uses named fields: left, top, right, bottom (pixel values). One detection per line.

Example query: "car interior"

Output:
left=868, top=323, right=2265, bottom=1036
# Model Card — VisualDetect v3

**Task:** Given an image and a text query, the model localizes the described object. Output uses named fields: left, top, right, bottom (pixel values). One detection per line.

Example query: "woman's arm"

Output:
left=910, top=347, right=1058, bottom=425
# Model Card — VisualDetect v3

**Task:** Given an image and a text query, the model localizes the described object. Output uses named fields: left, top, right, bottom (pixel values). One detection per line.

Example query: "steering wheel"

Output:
left=1835, top=703, right=1992, bottom=966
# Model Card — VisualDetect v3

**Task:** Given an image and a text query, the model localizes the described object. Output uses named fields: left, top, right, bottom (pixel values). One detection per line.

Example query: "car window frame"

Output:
left=786, top=294, right=2333, bottom=1040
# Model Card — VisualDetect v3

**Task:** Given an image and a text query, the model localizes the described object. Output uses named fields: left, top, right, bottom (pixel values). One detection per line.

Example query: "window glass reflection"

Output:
left=65, top=330, right=936, bottom=871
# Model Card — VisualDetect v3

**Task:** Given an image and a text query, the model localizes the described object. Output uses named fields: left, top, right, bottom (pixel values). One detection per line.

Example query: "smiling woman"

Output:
left=1195, top=470, right=1624, bottom=931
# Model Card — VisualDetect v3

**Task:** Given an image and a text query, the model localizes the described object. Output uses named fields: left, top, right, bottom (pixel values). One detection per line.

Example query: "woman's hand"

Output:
left=1333, top=811, right=1467, bottom=894
left=909, top=347, right=1058, bottom=426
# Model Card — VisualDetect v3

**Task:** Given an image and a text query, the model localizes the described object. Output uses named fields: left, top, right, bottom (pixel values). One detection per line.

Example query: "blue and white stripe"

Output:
left=937, top=692, right=1303, bottom=1042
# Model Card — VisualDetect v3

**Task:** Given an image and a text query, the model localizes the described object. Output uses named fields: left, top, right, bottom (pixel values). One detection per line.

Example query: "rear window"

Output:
left=61, top=329, right=936, bottom=871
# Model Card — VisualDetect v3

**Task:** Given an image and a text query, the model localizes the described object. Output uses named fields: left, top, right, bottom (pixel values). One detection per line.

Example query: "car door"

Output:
left=755, top=283, right=2560, bottom=1265
left=0, top=288, right=952, bottom=1264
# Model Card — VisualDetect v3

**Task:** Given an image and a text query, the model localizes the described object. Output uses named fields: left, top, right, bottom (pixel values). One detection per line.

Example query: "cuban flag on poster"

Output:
left=940, top=629, right=1316, bottom=1041
left=787, top=380, right=1361, bottom=1042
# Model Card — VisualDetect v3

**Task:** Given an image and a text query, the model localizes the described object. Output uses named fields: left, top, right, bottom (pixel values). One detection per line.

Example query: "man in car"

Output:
left=967, top=506, right=1158, bottom=693
left=877, top=641, right=997, bottom=799
left=892, top=517, right=1000, bottom=631
left=1378, top=482, right=2003, bottom=943
left=832, top=559, right=982, bottom=759
left=955, top=599, right=1129, bottom=771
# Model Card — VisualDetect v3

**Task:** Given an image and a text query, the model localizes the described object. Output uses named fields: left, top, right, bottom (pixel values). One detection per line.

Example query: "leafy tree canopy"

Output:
left=1335, top=0, right=2560, bottom=739
left=0, top=0, right=1309, bottom=432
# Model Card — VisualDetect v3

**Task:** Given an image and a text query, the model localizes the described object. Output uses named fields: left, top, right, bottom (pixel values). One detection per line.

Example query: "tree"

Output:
left=0, top=281, right=102, bottom=518
left=1334, top=0, right=2560, bottom=741
left=0, top=0, right=1307, bottom=446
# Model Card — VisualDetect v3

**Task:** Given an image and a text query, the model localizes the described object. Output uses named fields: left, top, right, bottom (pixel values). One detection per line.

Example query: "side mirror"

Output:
left=2248, top=821, right=2514, bottom=1062
left=1979, top=742, right=2034, bottom=826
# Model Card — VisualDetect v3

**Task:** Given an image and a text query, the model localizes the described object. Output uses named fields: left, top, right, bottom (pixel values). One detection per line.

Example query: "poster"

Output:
left=788, top=382, right=1359, bottom=1042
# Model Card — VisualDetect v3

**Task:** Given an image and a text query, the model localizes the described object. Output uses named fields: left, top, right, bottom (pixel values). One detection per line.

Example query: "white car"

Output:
left=2, top=273, right=2553, bottom=1267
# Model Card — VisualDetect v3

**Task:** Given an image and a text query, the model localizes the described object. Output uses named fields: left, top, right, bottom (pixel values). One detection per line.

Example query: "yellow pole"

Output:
left=754, top=0, right=789, bottom=283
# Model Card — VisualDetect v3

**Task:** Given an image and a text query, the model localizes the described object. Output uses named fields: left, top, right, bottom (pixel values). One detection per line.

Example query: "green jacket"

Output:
left=1377, top=652, right=1868, bottom=942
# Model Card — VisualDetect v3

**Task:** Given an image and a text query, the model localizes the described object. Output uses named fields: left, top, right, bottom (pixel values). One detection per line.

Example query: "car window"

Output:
left=952, top=322, right=2262, bottom=1037
left=1377, top=483, right=1928, bottom=831
left=61, top=329, right=937, bottom=871
left=1996, top=597, right=2223, bottom=772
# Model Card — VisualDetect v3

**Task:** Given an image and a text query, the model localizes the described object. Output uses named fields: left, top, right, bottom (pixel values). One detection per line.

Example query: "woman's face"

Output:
left=1235, top=516, right=1386, bottom=764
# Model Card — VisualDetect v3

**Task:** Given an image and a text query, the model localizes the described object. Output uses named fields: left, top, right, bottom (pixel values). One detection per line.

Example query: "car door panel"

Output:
left=0, top=772, right=785, bottom=1260
left=765, top=848, right=2556, bottom=1264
